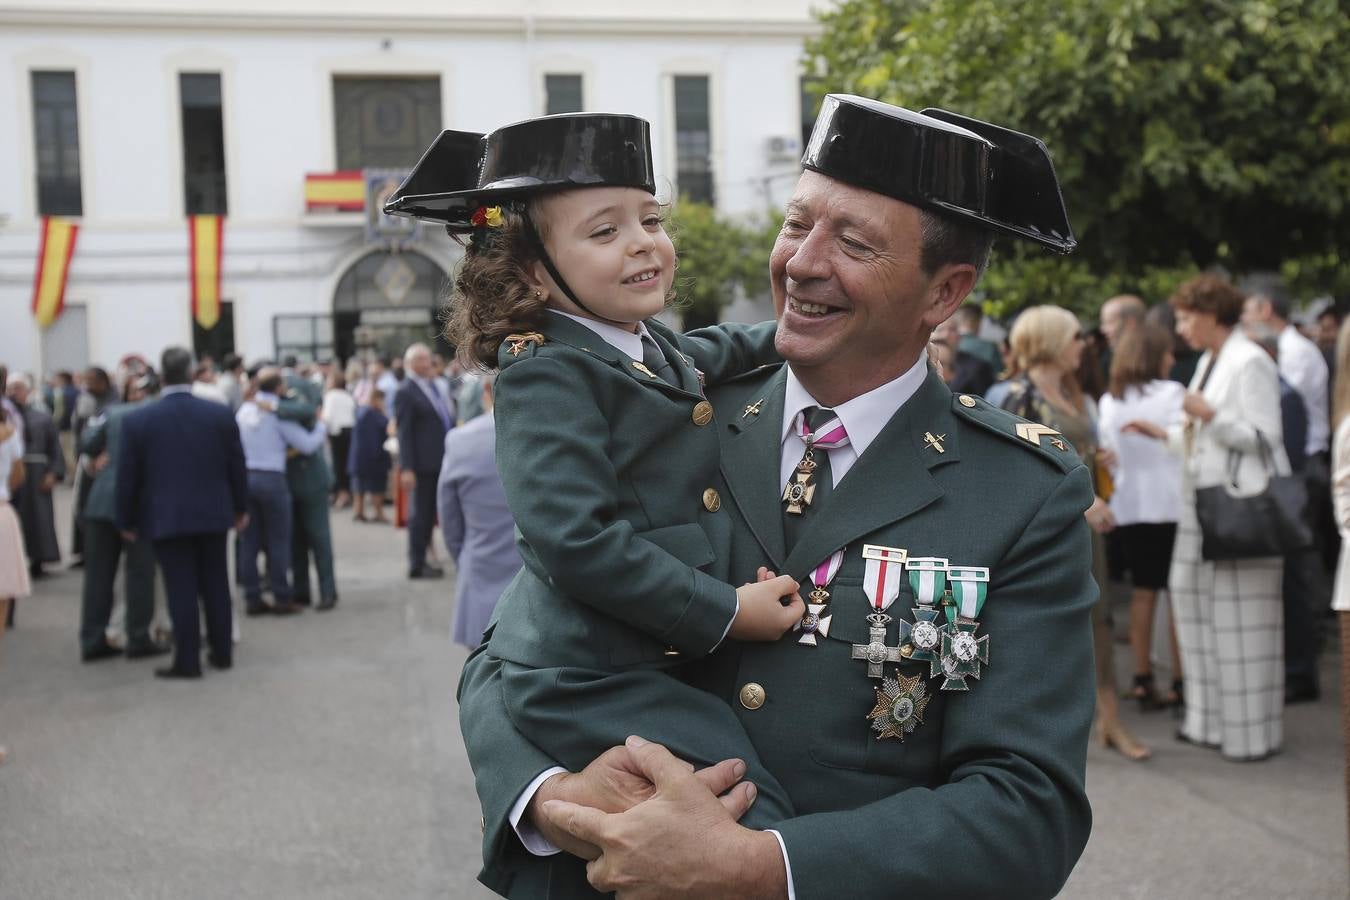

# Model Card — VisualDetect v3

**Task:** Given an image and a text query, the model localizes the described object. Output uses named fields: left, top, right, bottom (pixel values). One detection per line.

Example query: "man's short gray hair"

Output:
left=1244, top=321, right=1281, bottom=359
left=918, top=209, right=994, bottom=280
left=403, top=342, right=431, bottom=365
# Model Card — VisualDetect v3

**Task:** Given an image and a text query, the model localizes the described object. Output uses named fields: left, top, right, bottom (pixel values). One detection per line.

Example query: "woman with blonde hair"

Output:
left=1002, top=305, right=1151, bottom=760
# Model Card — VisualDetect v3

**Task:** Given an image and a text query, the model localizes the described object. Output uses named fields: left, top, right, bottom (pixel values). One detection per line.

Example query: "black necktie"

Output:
left=640, top=337, right=677, bottom=387
left=783, top=406, right=841, bottom=551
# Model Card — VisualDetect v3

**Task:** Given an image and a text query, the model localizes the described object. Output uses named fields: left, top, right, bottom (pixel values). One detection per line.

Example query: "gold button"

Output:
left=959, top=394, right=977, bottom=408
left=692, top=400, right=714, bottom=426
left=702, top=488, right=721, bottom=512
left=663, top=646, right=681, bottom=657
left=739, top=682, right=765, bottom=710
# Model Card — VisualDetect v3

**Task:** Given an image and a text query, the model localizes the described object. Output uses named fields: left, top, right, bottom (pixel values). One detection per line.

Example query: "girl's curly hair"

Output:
left=444, top=203, right=550, bottom=370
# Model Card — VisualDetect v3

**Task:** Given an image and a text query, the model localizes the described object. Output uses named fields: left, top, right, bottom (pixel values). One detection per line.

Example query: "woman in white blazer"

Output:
left=1126, top=274, right=1288, bottom=761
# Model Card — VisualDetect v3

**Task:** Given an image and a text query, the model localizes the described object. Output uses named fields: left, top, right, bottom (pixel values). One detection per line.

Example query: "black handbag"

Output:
left=1194, top=433, right=1312, bottom=561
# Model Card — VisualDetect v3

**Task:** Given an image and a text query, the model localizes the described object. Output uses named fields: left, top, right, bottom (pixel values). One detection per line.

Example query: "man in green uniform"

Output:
left=458, top=96, right=1096, bottom=899
left=277, top=360, right=338, bottom=610
left=78, top=372, right=167, bottom=661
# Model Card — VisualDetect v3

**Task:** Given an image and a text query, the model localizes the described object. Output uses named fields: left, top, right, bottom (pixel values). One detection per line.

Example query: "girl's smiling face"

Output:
left=530, top=187, right=675, bottom=330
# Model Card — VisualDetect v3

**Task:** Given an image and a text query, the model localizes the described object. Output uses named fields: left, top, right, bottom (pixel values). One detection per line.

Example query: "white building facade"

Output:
left=0, top=0, right=820, bottom=375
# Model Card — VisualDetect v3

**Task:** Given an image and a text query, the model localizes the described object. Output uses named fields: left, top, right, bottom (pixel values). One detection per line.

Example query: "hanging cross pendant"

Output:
left=782, top=451, right=818, bottom=515
left=851, top=615, right=906, bottom=679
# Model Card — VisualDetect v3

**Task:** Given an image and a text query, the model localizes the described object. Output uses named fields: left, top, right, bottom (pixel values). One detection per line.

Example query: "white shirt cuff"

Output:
left=712, top=597, right=740, bottom=650
left=508, top=767, right=568, bottom=856
left=767, top=829, right=797, bottom=900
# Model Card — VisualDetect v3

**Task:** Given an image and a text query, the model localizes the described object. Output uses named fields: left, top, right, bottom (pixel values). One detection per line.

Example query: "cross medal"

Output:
left=796, top=549, right=845, bottom=647
left=851, top=613, right=908, bottom=677
left=851, top=545, right=911, bottom=677
left=782, top=450, right=818, bottom=515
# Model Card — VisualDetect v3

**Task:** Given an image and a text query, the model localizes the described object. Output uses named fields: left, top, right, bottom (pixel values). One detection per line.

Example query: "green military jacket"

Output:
left=79, top=398, right=154, bottom=523
left=486, top=312, right=778, bottom=672
left=279, top=373, right=333, bottom=498
left=459, top=363, right=1097, bottom=900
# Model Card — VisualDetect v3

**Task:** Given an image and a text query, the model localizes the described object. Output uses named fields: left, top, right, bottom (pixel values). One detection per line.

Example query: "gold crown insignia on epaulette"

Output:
left=504, top=332, right=547, bottom=357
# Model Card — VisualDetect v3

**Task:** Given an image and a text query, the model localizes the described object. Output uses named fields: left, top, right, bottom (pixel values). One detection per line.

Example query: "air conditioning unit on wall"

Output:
left=764, top=135, right=802, bottom=163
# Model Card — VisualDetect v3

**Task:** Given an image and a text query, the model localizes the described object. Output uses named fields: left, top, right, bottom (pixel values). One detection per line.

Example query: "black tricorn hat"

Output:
left=801, top=95, right=1076, bottom=253
left=383, top=113, right=655, bottom=224
left=381, top=129, right=486, bottom=225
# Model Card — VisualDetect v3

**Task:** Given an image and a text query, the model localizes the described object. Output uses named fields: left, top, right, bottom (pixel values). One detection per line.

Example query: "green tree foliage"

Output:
left=669, top=199, right=784, bottom=327
left=805, top=0, right=1350, bottom=316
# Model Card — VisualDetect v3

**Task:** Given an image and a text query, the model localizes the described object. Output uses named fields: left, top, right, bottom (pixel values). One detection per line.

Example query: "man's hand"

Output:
left=234, top=512, right=250, bottom=533
left=92, top=452, right=111, bottom=474
left=541, top=737, right=787, bottom=900
left=40, top=472, right=57, bottom=493
left=120, top=530, right=137, bottom=543
left=528, top=744, right=754, bottom=860
left=399, top=470, right=416, bottom=491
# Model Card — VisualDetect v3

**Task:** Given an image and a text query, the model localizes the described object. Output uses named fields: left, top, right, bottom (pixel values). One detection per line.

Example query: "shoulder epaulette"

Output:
left=498, top=332, right=547, bottom=365
left=951, top=392, right=1079, bottom=473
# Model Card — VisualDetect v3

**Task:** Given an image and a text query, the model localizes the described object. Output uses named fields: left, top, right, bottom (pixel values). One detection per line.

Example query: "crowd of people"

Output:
left=0, top=340, right=522, bottom=692
left=932, top=277, right=1342, bottom=763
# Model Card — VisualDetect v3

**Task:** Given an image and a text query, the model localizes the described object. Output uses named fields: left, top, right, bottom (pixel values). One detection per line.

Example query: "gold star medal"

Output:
left=867, top=673, right=930, bottom=741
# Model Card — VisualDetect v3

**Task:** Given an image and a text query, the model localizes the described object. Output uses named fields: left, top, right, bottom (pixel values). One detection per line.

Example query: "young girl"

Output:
left=388, top=114, right=801, bottom=825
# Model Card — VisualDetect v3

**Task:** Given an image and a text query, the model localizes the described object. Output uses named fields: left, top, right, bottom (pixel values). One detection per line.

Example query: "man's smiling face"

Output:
left=770, top=170, right=940, bottom=392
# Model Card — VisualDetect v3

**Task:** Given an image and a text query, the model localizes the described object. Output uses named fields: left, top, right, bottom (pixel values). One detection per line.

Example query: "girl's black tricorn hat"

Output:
left=383, top=113, right=656, bottom=226
left=801, top=94, right=1076, bottom=253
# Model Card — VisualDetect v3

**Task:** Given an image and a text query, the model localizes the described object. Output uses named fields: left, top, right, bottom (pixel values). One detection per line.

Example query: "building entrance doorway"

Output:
left=332, top=249, right=451, bottom=364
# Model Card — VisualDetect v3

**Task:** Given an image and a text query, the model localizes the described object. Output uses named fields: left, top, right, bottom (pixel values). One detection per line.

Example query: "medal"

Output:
left=938, top=565, right=990, bottom=691
left=782, top=409, right=850, bottom=516
left=794, top=549, right=844, bottom=646
left=903, top=557, right=949, bottom=676
left=851, top=545, right=909, bottom=678
left=867, top=673, right=930, bottom=741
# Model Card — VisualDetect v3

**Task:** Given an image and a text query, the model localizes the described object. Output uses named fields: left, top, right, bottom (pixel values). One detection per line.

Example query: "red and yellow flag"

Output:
left=189, top=214, right=224, bottom=330
left=30, top=216, right=79, bottom=328
left=304, top=171, right=365, bottom=211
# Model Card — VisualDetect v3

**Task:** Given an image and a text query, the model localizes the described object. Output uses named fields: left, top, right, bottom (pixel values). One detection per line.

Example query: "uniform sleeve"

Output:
left=395, top=386, right=420, bottom=472
left=662, top=320, right=780, bottom=387
left=495, top=355, right=737, bottom=654
left=774, top=466, right=1096, bottom=900
left=274, top=394, right=318, bottom=427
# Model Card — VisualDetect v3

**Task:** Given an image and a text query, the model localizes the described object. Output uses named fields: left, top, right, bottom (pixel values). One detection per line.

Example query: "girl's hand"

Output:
left=1120, top=420, right=1167, bottom=440
left=730, top=575, right=804, bottom=642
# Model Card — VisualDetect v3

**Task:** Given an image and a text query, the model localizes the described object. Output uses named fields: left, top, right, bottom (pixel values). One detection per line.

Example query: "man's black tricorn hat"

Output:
left=383, top=113, right=656, bottom=226
left=801, top=94, right=1076, bottom=253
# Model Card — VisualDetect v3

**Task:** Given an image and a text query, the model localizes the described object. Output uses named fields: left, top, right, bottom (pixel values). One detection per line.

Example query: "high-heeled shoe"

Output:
left=1165, top=679, right=1184, bottom=718
left=1098, top=716, right=1152, bottom=761
left=1127, top=673, right=1164, bottom=712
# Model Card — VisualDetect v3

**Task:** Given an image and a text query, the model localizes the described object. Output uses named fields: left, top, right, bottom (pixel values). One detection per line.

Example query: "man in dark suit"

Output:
left=395, top=342, right=453, bottom=579
left=116, top=347, right=248, bottom=679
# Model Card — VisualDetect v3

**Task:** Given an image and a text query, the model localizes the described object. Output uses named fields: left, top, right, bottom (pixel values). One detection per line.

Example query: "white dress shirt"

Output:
left=510, top=352, right=932, bottom=900
left=1278, top=324, right=1330, bottom=456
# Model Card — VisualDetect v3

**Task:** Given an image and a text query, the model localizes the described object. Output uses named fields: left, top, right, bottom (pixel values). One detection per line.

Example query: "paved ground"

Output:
left=1, top=487, right=1345, bottom=898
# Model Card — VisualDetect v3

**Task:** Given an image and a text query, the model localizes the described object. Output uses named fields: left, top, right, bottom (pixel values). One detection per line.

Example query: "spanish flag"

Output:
left=304, top=171, right=365, bottom=211
left=30, top=217, right=79, bottom=328
left=189, top=214, right=224, bottom=330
